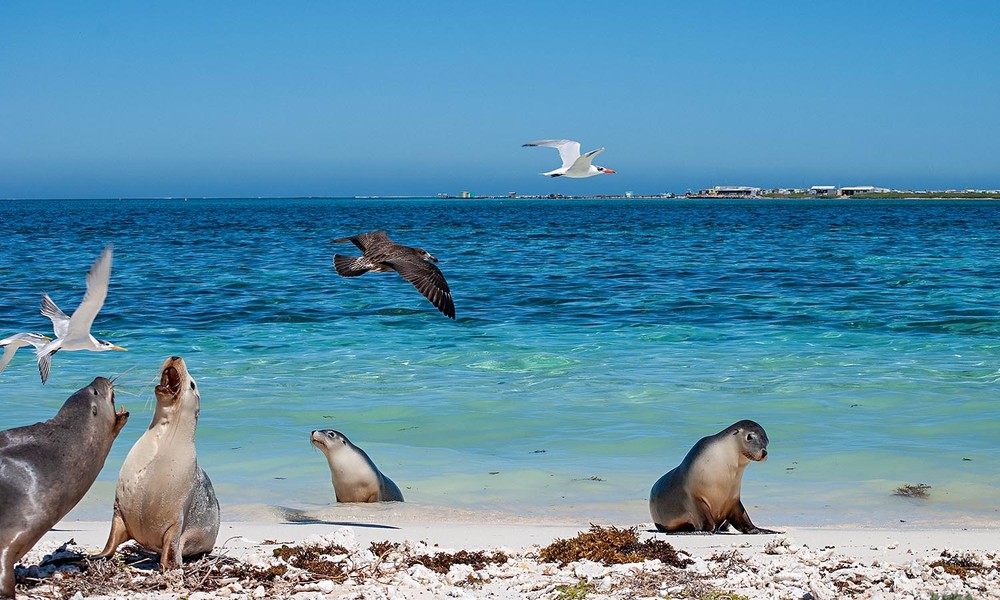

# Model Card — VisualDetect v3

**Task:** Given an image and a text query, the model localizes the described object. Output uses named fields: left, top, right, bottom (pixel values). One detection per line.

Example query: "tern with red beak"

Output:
left=522, top=139, right=616, bottom=178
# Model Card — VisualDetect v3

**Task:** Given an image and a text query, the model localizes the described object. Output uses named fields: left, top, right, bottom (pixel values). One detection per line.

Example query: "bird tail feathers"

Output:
left=333, top=255, right=371, bottom=277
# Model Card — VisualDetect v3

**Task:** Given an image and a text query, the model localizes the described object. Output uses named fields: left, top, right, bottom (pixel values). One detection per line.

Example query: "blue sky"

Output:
left=2, top=1, right=998, bottom=198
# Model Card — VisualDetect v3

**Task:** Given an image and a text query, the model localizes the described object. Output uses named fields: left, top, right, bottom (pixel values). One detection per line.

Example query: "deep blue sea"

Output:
left=1, top=198, right=997, bottom=527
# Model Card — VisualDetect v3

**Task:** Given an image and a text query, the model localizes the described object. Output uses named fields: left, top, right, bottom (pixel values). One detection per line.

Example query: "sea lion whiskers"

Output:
left=108, top=365, right=141, bottom=387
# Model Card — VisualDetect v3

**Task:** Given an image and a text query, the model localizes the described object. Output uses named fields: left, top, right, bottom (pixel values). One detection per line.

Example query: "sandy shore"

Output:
left=13, top=504, right=997, bottom=599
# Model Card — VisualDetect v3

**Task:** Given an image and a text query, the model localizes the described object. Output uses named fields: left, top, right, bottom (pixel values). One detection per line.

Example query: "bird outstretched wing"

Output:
left=0, top=333, right=50, bottom=375
left=66, top=244, right=113, bottom=342
left=40, top=294, right=71, bottom=339
left=522, top=139, right=582, bottom=170
left=332, top=231, right=392, bottom=253
left=566, top=147, right=605, bottom=176
left=386, top=256, right=456, bottom=320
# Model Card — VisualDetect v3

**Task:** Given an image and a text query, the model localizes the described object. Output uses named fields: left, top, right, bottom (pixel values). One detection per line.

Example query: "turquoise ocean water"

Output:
left=0, top=198, right=997, bottom=527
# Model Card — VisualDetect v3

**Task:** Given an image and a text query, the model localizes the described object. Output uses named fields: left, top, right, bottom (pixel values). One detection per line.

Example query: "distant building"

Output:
left=810, top=185, right=837, bottom=196
left=708, top=186, right=761, bottom=198
left=461, top=191, right=473, bottom=199
left=838, top=186, right=877, bottom=196
left=624, top=191, right=633, bottom=198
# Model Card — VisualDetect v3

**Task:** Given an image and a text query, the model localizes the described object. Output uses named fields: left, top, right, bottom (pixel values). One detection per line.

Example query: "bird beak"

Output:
left=603, top=168, right=616, bottom=174
left=112, top=345, right=127, bottom=352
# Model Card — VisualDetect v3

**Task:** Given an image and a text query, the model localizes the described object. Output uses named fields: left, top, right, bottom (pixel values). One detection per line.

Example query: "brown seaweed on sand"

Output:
left=893, top=482, right=931, bottom=498
left=539, top=524, right=693, bottom=567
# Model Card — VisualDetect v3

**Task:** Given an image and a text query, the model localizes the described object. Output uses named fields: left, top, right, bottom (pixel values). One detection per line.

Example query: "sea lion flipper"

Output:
left=95, top=509, right=131, bottom=559
left=726, top=499, right=774, bottom=534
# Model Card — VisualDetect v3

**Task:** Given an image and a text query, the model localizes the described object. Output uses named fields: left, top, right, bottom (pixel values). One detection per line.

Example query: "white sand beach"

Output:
left=18, top=504, right=999, bottom=599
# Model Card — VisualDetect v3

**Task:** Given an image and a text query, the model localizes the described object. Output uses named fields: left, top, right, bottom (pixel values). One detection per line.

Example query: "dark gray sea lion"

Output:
left=649, top=420, right=778, bottom=534
left=311, top=429, right=405, bottom=502
left=332, top=230, right=456, bottom=319
left=96, top=357, right=219, bottom=570
left=0, top=377, right=129, bottom=599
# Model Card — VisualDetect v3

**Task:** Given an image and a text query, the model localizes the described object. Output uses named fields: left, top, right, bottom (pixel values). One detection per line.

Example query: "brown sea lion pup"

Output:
left=649, top=419, right=778, bottom=534
left=96, top=357, right=219, bottom=570
left=311, top=429, right=405, bottom=502
left=0, top=377, right=129, bottom=599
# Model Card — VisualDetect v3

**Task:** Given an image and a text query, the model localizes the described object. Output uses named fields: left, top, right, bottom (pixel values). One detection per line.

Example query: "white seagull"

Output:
left=522, top=139, right=616, bottom=178
left=35, top=243, right=126, bottom=384
left=0, top=333, right=51, bottom=377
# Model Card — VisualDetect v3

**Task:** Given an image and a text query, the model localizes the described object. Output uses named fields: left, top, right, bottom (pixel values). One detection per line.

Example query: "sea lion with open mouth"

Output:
left=97, top=356, right=219, bottom=570
left=0, top=377, right=128, bottom=599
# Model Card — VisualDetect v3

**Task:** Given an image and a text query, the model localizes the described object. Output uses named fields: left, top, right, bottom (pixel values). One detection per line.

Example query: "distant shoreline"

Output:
left=4, top=193, right=1000, bottom=201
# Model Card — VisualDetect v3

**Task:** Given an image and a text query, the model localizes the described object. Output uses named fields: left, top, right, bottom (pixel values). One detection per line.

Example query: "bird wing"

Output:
left=522, top=140, right=581, bottom=169
left=332, top=231, right=392, bottom=253
left=66, top=244, right=113, bottom=342
left=566, top=147, right=605, bottom=176
left=35, top=339, right=60, bottom=384
left=40, top=294, right=71, bottom=339
left=0, top=333, right=50, bottom=376
left=386, top=256, right=456, bottom=319
left=0, top=343, right=16, bottom=375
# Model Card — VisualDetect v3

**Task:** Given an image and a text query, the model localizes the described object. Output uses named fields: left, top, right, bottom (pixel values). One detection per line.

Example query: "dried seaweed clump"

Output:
left=539, top=525, right=692, bottom=568
left=930, top=550, right=985, bottom=579
left=368, top=541, right=508, bottom=574
left=893, top=483, right=931, bottom=498
left=273, top=542, right=351, bottom=580
left=52, top=548, right=275, bottom=598
left=419, top=549, right=510, bottom=574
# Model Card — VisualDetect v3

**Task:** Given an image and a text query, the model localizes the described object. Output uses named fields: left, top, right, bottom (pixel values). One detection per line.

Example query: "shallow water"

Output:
left=1, top=197, right=997, bottom=527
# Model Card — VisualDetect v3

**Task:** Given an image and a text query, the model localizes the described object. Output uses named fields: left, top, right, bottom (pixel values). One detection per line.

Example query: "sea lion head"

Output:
left=725, top=419, right=769, bottom=462
left=60, top=376, right=130, bottom=439
left=311, top=429, right=352, bottom=455
left=154, top=356, right=200, bottom=421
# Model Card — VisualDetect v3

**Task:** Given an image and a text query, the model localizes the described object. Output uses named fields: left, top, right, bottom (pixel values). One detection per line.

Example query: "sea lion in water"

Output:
left=0, top=377, right=129, bottom=599
left=649, top=420, right=777, bottom=534
left=97, top=357, right=219, bottom=570
left=311, top=429, right=404, bottom=502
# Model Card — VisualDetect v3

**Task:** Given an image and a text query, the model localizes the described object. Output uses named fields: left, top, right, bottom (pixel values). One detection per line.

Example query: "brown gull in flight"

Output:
left=332, top=231, right=456, bottom=319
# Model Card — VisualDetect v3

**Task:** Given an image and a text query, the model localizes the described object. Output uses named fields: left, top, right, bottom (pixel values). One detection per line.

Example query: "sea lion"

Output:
left=0, top=377, right=129, bottom=599
left=310, top=429, right=404, bottom=502
left=96, top=357, right=219, bottom=570
left=649, top=420, right=777, bottom=534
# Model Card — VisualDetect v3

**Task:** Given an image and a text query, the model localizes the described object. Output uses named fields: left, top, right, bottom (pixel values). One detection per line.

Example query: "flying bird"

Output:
left=522, top=139, right=616, bottom=178
left=332, top=231, right=456, bottom=319
left=0, top=333, right=51, bottom=378
left=35, top=244, right=126, bottom=384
